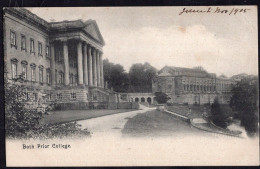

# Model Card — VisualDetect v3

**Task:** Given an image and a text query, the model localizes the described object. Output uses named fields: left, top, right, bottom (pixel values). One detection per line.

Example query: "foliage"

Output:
left=209, top=98, right=233, bottom=129
left=103, top=59, right=130, bottom=92
left=103, top=60, right=157, bottom=93
left=129, top=62, right=157, bottom=92
left=230, top=76, right=258, bottom=137
left=193, top=66, right=207, bottom=72
left=5, top=76, right=91, bottom=139
left=154, top=92, right=170, bottom=104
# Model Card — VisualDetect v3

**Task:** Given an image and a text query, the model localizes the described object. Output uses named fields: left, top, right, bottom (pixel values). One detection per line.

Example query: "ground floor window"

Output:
left=57, top=93, right=62, bottom=100
left=71, top=92, right=76, bottom=99
left=58, top=72, right=64, bottom=84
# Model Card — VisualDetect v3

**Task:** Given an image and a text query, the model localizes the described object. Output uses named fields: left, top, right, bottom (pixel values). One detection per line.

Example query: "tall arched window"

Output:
left=11, top=58, right=18, bottom=79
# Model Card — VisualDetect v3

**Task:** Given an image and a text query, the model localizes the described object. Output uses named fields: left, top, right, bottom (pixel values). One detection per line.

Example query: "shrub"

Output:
left=154, top=92, right=170, bottom=104
left=5, top=78, right=91, bottom=139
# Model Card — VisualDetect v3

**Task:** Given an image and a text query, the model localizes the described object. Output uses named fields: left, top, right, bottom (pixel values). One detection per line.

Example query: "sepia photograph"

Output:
left=3, top=5, right=259, bottom=166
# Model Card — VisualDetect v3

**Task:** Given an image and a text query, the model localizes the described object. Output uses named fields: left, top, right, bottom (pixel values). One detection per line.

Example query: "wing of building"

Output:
left=152, top=66, right=236, bottom=104
left=4, top=7, right=110, bottom=110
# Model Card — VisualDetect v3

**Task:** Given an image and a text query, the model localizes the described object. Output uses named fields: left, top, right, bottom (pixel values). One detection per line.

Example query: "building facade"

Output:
left=4, top=8, right=109, bottom=109
left=152, top=66, right=236, bottom=104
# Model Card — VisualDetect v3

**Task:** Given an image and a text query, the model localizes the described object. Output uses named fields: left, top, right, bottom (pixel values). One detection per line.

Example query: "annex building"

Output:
left=152, top=66, right=236, bottom=104
left=4, top=8, right=110, bottom=109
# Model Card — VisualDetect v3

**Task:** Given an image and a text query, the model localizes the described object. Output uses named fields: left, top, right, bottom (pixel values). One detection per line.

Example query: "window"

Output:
left=39, top=68, right=43, bottom=83
left=46, top=70, right=50, bottom=84
left=31, top=67, right=36, bottom=82
left=46, top=46, right=49, bottom=58
left=74, top=75, right=77, bottom=84
left=69, top=74, right=74, bottom=84
left=30, top=39, right=35, bottom=54
left=73, top=59, right=77, bottom=68
left=38, top=42, right=42, bottom=56
left=55, top=70, right=57, bottom=84
left=22, top=65, right=27, bottom=80
left=71, top=92, right=76, bottom=99
left=58, top=72, right=64, bottom=84
left=11, top=62, right=17, bottom=79
left=57, top=93, right=62, bottom=100
left=34, top=93, right=38, bottom=101
left=55, top=49, right=63, bottom=64
left=10, top=30, right=17, bottom=48
left=93, top=94, right=97, bottom=101
left=21, top=35, right=26, bottom=51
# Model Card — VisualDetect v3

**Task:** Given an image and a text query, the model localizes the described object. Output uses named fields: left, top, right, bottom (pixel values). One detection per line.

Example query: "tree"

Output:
left=5, top=77, right=41, bottom=138
left=193, top=66, right=207, bottom=72
left=129, top=62, right=157, bottom=92
left=103, top=59, right=130, bottom=92
left=154, top=92, right=170, bottom=104
left=209, top=98, right=233, bottom=129
left=230, top=76, right=258, bottom=137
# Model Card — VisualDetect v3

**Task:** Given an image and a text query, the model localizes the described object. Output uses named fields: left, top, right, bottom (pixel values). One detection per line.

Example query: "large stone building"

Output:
left=4, top=8, right=109, bottom=109
left=152, top=66, right=236, bottom=104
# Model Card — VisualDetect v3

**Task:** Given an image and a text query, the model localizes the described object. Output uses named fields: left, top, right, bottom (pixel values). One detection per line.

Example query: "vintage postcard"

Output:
left=4, top=6, right=259, bottom=166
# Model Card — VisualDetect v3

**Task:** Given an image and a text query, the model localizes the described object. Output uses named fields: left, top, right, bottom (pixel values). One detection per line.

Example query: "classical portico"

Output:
left=49, top=20, right=105, bottom=89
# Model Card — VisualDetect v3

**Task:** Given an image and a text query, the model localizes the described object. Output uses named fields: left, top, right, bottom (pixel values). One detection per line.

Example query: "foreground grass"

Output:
left=41, top=109, right=134, bottom=125
left=122, top=109, right=212, bottom=137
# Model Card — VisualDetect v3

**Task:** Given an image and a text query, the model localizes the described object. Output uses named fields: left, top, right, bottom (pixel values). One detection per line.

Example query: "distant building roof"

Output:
left=157, top=66, right=216, bottom=78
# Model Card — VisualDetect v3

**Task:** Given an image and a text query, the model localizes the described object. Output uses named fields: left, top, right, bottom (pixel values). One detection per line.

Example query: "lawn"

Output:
left=40, top=109, right=134, bottom=125
left=166, top=104, right=210, bottom=119
left=122, top=109, right=213, bottom=137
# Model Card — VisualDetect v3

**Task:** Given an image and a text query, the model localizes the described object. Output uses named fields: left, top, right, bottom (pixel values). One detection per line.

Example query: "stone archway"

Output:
left=135, top=97, right=139, bottom=102
left=141, top=97, right=145, bottom=102
left=147, top=97, right=152, bottom=104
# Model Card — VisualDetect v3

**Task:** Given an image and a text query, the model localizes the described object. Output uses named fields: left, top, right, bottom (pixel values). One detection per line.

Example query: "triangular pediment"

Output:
left=84, top=20, right=105, bottom=46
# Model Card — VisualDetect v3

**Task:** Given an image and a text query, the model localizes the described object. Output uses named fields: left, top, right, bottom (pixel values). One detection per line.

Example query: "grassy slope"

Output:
left=122, top=109, right=212, bottom=137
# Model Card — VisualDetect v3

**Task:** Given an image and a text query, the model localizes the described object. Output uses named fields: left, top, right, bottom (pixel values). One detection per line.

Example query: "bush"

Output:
left=5, top=79, right=91, bottom=139
left=154, top=92, right=170, bottom=104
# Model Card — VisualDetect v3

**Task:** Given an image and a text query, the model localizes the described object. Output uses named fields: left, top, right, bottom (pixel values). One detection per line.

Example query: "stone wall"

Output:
left=108, top=102, right=139, bottom=110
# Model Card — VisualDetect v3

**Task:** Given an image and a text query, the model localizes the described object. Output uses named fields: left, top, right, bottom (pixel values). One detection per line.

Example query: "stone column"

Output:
left=77, top=41, right=84, bottom=85
left=88, top=45, right=93, bottom=86
left=100, top=52, right=104, bottom=88
left=63, top=41, right=70, bottom=85
left=50, top=42, right=56, bottom=85
left=83, top=43, right=88, bottom=85
left=92, top=48, right=97, bottom=86
left=96, top=51, right=101, bottom=87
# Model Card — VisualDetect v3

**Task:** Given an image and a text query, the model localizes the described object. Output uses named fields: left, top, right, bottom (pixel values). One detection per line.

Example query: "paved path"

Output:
left=77, top=105, right=156, bottom=138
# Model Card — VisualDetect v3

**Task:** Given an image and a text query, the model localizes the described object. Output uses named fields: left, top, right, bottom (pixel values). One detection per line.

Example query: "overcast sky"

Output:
left=27, top=6, right=258, bottom=77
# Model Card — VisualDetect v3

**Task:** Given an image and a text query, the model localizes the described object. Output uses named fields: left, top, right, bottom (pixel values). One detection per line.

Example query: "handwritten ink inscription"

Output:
left=179, top=7, right=251, bottom=15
